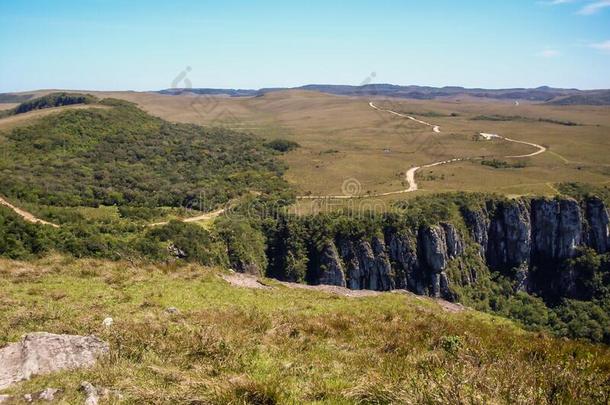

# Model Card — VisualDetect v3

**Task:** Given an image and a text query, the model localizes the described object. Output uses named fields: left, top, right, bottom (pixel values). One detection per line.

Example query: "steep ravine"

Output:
left=267, top=196, right=610, bottom=302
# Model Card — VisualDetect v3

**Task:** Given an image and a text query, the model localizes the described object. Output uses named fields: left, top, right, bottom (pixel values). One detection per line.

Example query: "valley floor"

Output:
left=1, top=256, right=609, bottom=404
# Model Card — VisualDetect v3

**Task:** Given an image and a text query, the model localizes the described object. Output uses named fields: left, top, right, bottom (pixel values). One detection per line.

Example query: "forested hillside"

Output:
left=0, top=97, right=293, bottom=208
left=0, top=92, right=97, bottom=118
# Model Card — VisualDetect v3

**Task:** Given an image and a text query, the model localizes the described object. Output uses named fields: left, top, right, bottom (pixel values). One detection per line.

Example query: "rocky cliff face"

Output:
left=531, top=199, right=582, bottom=261
left=335, top=237, right=394, bottom=291
left=466, top=197, right=607, bottom=298
left=277, top=196, right=610, bottom=302
left=310, top=224, right=468, bottom=300
left=462, top=207, right=489, bottom=257
left=585, top=197, right=610, bottom=254
left=316, top=242, right=346, bottom=287
left=486, top=200, right=531, bottom=270
left=386, top=231, right=418, bottom=290
left=418, top=223, right=464, bottom=298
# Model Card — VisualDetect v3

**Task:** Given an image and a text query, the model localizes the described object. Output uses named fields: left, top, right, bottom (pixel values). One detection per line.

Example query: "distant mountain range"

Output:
left=158, top=84, right=610, bottom=105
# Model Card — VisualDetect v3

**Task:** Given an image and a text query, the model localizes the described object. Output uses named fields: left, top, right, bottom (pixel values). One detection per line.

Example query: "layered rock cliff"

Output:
left=267, top=196, right=610, bottom=302
left=303, top=222, right=468, bottom=300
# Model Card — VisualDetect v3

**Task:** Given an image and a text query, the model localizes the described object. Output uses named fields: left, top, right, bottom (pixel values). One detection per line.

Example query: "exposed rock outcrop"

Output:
left=531, top=198, right=582, bottom=261
left=337, top=238, right=361, bottom=290
left=386, top=231, right=419, bottom=290
left=486, top=200, right=531, bottom=269
left=316, top=242, right=346, bottom=287
left=442, top=223, right=464, bottom=258
left=586, top=197, right=610, bottom=254
left=420, top=225, right=448, bottom=273
left=371, top=237, right=394, bottom=291
left=418, top=224, right=465, bottom=298
left=337, top=237, right=393, bottom=291
left=462, top=207, right=489, bottom=257
left=299, top=196, right=608, bottom=301
left=0, top=333, right=109, bottom=390
left=81, top=381, right=99, bottom=405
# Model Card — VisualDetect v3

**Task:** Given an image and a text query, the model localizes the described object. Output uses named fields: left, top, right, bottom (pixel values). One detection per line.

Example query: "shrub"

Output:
left=12, top=92, right=97, bottom=115
left=264, top=139, right=300, bottom=152
left=0, top=207, right=53, bottom=259
left=481, top=159, right=526, bottom=169
left=215, top=217, right=267, bottom=274
left=142, top=220, right=228, bottom=266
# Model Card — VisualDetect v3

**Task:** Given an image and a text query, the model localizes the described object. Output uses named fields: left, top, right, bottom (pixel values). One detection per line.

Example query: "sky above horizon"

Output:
left=1, top=0, right=610, bottom=92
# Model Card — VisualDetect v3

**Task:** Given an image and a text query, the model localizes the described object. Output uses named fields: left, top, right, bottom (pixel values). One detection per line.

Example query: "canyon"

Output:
left=280, top=197, right=610, bottom=302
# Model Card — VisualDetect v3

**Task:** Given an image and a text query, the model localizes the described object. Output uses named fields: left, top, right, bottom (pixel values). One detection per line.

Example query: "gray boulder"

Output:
left=0, top=333, right=108, bottom=390
left=81, top=381, right=99, bottom=405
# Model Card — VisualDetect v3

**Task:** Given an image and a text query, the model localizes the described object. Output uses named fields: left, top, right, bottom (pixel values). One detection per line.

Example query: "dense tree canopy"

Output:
left=0, top=98, right=293, bottom=208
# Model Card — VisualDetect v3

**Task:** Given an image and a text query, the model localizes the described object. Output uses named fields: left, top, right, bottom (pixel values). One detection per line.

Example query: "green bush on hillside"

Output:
left=215, top=216, right=268, bottom=274
left=139, top=220, right=228, bottom=266
left=0, top=206, right=52, bottom=259
left=264, top=138, right=300, bottom=152
left=12, top=92, right=97, bottom=115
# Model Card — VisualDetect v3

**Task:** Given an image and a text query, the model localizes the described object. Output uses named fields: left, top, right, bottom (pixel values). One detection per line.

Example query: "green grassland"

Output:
left=96, top=90, right=609, bottom=206
left=1, top=256, right=609, bottom=404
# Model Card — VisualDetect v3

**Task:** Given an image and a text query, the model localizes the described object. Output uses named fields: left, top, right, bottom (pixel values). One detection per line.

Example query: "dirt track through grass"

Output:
left=0, top=196, right=59, bottom=227
left=298, top=102, right=548, bottom=199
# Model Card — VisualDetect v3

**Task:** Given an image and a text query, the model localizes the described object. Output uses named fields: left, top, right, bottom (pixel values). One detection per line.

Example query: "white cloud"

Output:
left=538, top=0, right=577, bottom=5
left=578, top=0, right=610, bottom=14
left=539, top=49, right=561, bottom=57
left=589, top=40, right=610, bottom=52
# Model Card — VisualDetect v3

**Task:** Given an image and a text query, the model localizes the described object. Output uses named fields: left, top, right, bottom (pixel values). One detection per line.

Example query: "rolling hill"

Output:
left=157, top=84, right=610, bottom=105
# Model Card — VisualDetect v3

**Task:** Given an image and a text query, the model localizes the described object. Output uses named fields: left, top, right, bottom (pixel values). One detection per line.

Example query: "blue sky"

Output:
left=1, top=0, right=609, bottom=92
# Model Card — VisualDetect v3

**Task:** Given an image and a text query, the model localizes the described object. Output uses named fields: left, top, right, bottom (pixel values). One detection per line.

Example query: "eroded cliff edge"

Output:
left=266, top=196, right=610, bottom=302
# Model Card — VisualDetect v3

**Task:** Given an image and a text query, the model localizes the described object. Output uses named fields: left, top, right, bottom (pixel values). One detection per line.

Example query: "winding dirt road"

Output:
left=479, top=132, right=546, bottom=158
left=149, top=207, right=227, bottom=227
left=0, top=196, right=59, bottom=227
left=369, top=102, right=441, bottom=133
left=0, top=195, right=227, bottom=229
left=298, top=102, right=547, bottom=200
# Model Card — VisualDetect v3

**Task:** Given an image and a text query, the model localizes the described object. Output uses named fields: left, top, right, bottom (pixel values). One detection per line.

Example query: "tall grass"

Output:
left=1, top=256, right=609, bottom=404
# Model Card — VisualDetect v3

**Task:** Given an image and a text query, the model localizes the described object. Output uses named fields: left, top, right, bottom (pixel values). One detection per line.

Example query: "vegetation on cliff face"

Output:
left=1, top=257, right=609, bottom=403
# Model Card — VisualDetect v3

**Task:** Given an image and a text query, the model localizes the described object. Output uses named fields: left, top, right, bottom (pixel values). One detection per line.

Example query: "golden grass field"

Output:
left=2, top=89, right=609, bottom=213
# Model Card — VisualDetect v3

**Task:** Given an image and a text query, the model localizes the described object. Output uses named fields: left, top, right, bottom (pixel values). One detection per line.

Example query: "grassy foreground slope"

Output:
left=1, top=257, right=610, bottom=404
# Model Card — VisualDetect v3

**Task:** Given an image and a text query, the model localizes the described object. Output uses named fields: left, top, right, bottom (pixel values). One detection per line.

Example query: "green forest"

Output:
left=0, top=97, right=293, bottom=208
